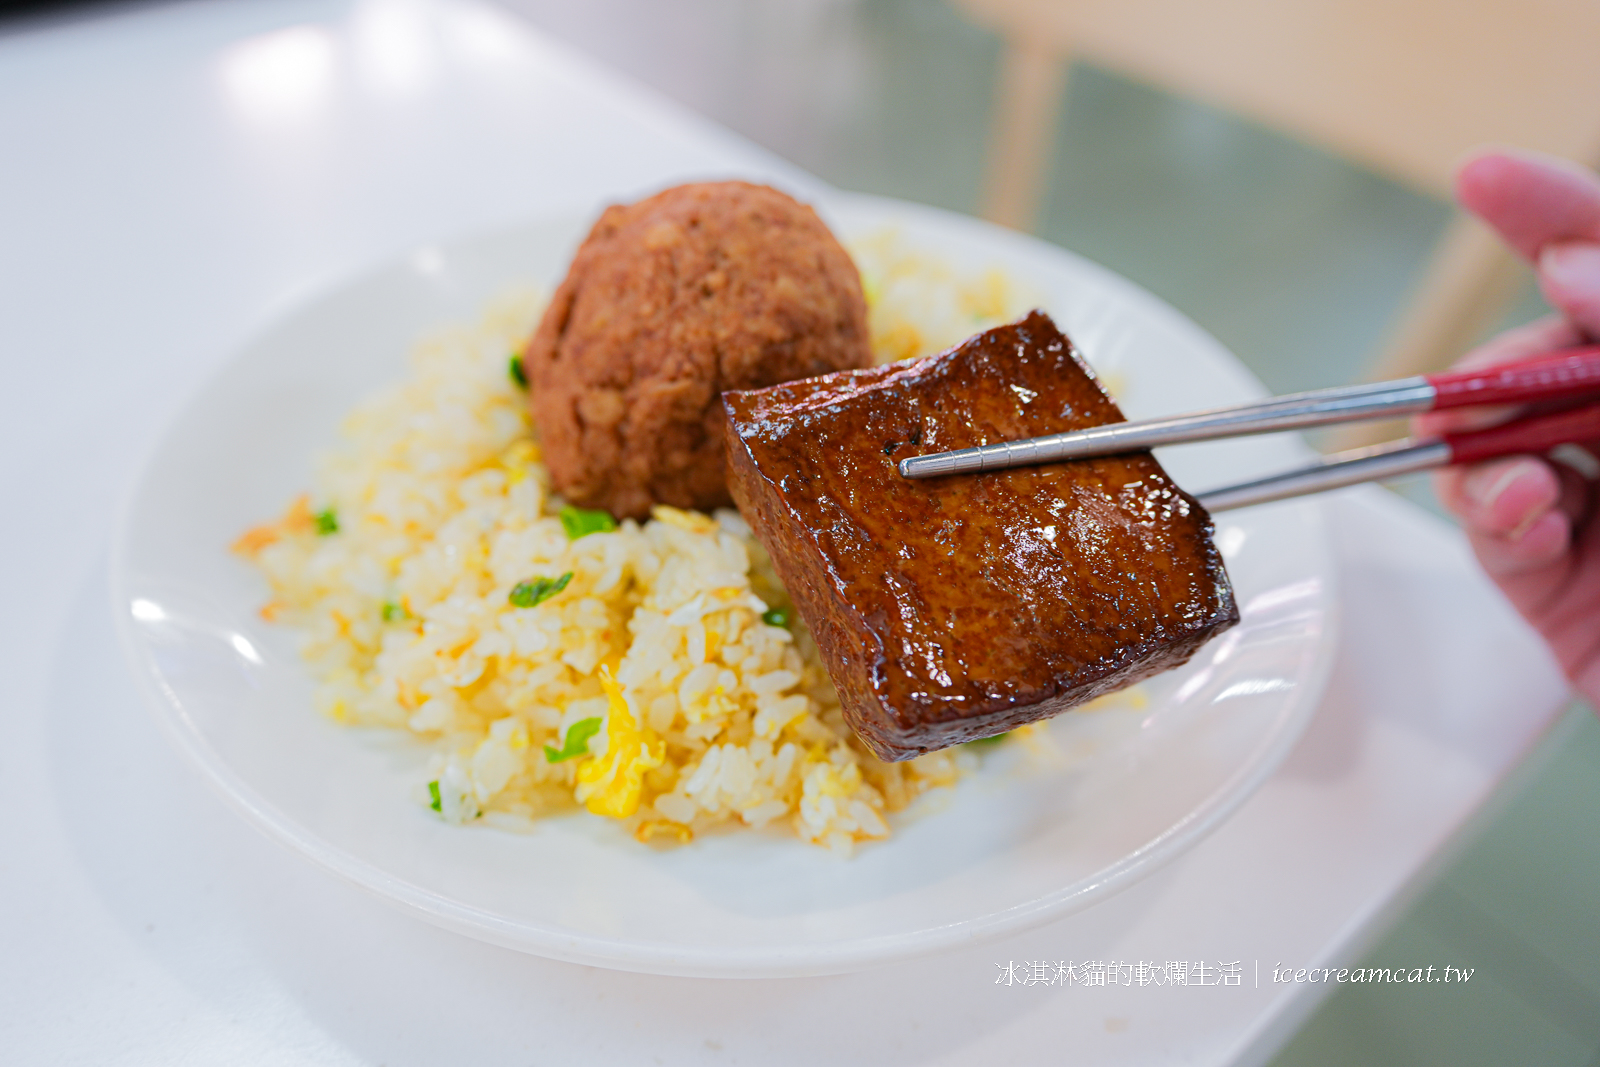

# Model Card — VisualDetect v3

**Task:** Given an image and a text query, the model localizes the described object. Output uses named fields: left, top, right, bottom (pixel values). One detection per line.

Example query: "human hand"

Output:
left=1415, top=150, right=1600, bottom=701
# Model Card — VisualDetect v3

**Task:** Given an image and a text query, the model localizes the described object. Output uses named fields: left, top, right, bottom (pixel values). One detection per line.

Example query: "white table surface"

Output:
left=0, top=1, right=1572, bottom=1063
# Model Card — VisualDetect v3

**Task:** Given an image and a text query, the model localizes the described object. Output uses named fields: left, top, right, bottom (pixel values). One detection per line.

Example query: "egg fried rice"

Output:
left=237, top=229, right=1033, bottom=854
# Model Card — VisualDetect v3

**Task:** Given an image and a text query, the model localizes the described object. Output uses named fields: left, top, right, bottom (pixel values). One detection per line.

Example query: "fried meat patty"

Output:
left=523, top=182, right=871, bottom=519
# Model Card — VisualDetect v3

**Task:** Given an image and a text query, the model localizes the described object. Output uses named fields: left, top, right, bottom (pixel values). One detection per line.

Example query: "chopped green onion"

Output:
left=314, top=508, right=339, bottom=535
left=560, top=505, right=616, bottom=540
left=761, top=607, right=791, bottom=629
left=509, top=354, right=528, bottom=388
left=428, top=780, right=442, bottom=812
left=509, top=571, right=572, bottom=608
left=966, top=732, right=1009, bottom=748
left=381, top=600, right=408, bottom=622
left=544, top=717, right=603, bottom=763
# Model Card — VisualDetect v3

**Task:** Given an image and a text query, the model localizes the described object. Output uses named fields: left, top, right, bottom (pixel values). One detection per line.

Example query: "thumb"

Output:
left=1539, top=241, right=1600, bottom=341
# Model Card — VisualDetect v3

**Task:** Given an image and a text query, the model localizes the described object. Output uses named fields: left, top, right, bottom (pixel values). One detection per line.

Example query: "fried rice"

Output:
left=237, top=228, right=1034, bottom=855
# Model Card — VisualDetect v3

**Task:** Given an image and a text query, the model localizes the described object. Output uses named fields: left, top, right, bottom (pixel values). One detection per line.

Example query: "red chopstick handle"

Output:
left=1446, top=401, right=1600, bottom=465
left=1427, top=346, right=1600, bottom=409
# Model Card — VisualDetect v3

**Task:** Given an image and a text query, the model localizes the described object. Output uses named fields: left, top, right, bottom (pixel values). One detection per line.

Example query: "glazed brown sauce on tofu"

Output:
left=724, top=311, right=1238, bottom=761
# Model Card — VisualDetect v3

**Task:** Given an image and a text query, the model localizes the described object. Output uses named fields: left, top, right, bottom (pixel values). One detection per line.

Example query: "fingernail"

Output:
left=1539, top=241, right=1600, bottom=293
left=1461, top=459, right=1539, bottom=510
left=1508, top=502, right=1548, bottom=543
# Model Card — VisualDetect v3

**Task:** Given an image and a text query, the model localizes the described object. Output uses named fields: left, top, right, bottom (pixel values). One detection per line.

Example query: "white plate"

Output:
left=113, top=193, right=1336, bottom=978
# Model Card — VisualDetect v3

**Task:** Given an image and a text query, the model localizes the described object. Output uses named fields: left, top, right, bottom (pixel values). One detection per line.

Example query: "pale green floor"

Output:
left=511, top=0, right=1600, bottom=1059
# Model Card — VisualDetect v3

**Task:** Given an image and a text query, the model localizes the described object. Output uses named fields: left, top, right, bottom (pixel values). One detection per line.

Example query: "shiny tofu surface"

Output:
left=723, top=311, right=1238, bottom=761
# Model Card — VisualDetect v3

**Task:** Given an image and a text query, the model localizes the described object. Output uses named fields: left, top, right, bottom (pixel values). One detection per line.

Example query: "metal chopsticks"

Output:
left=898, top=377, right=1437, bottom=478
left=1196, top=439, right=1449, bottom=512
left=897, top=345, right=1600, bottom=481
left=1195, top=400, right=1600, bottom=512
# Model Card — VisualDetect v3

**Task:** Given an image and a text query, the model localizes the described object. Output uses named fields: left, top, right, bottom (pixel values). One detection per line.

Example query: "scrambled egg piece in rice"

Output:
left=575, top=667, right=665, bottom=818
left=237, top=231, right=1032, bottom=855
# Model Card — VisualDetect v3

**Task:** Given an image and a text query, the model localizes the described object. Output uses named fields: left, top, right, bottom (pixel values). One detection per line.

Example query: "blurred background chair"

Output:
left=955, top=0, right=1600, bottom=442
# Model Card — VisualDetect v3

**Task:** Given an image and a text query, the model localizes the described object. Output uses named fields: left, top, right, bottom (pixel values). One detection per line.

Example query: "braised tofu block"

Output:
left=722, top=310, right=1238, bottom=761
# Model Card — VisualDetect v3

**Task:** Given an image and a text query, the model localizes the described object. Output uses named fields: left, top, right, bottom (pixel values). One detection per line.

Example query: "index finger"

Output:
left=1457, top=150, right=1600, bottom=261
